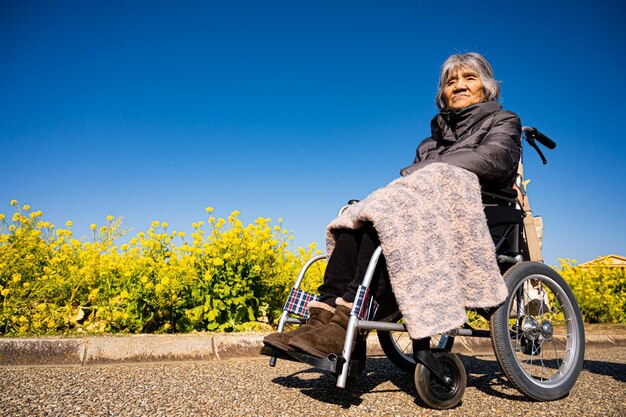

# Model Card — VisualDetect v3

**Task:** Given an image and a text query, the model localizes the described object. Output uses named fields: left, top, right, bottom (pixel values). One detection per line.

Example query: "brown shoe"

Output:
left=288, top=298, right=353, bottom=359
left=263, top=301, right=334, bottom=352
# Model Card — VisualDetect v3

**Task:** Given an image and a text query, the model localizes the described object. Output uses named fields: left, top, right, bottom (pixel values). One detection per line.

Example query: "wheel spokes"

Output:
left=508, top=274, right=576, bottom=382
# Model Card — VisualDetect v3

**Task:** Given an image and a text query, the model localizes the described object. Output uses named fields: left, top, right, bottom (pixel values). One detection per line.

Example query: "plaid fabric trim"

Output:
left=353, top=285, right=379, bottom=320
left=284, top=288, right=319, bottom=317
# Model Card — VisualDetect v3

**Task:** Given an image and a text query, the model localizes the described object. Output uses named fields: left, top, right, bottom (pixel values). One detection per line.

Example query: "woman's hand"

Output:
left=400, top=161, right=434, bottom=177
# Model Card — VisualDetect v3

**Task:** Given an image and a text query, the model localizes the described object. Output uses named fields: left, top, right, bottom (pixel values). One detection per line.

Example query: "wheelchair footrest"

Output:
left=259, top=346, right=302, bottom=363
left=286, top=350, right=364, bottom=378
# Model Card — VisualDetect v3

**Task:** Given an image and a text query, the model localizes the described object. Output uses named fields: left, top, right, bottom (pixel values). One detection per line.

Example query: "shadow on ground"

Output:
left=271, top=350, right=624, bottom=408
left=272, top=357, right=412, bottom=409
left=581, top=359, right=626, bottom=382
left=271, top=354, right=519, bottom=409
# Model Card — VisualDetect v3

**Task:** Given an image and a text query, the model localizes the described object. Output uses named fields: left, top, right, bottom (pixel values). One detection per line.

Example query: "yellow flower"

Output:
left=8, top=225, right=15, bottom=232
left=90, top=224, right=97, bottom=230
left=106, top=215, right=114, bottom=222
left=213, top=258, right=224, bottom=266
left=230, top=210, right=240, bottom=217
left=151, top=220, right=159, bottom=228
left=0, top=213, right=4, bottom=221
left=12, top=273, right=21, bottom=283
left=65, top=220, right=73, bottom=228
left=161, top=222, right=168, bottom=229
left=23, top=204, right=31, bottom=211
left=205, top=207, right=214, bottom=213
left=10, top=200, right=18, bottom=206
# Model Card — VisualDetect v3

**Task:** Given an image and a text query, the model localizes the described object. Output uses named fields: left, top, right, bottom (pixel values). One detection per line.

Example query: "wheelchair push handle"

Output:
left=522, top=126, right=556, bottom=165
left=523, top=126, right=556, bottom=149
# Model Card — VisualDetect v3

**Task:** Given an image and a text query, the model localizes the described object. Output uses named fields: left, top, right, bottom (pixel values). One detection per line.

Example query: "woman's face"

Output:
left=443, top=66, right=485, bottom=109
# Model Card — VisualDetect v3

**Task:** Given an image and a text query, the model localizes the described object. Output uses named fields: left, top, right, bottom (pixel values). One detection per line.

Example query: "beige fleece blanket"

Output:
left=326, top=163, right=508, bottom=339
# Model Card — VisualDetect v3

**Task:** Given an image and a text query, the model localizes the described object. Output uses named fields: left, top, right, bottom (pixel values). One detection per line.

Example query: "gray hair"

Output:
left=436, top=52, right=500, bottom=110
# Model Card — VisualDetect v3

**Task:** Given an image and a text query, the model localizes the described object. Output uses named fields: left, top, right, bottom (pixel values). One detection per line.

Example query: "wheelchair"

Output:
left=261, top=127, right=585, bottom=409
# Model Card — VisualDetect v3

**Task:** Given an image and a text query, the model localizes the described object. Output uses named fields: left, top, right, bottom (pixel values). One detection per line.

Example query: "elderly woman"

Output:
left=263, top=52, right=521, bottom=359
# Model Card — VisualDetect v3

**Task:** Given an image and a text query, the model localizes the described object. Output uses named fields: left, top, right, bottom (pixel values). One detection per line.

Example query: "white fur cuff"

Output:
left=335, top=297, right=354, bottom=309
left=308, top=300, right=335, bottom=313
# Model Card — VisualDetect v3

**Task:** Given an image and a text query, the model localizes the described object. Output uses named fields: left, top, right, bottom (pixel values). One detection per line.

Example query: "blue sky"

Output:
left=1, top=1, right=624, bottom=266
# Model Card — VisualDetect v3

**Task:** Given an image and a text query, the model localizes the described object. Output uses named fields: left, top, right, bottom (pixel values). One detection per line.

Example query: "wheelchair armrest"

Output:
left=337, top=200, right=360, bottom=217
left=481, top=187, right=518, bottom=203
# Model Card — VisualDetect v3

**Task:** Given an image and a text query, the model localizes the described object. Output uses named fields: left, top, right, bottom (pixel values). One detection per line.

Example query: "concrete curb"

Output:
left=1, top=329, right=625, bottom=366
left=0, top=333, right=259, bottom=366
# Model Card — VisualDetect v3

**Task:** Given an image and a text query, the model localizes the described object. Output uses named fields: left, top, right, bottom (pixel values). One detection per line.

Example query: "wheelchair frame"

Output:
left=262, top=126, right=585, bottom=409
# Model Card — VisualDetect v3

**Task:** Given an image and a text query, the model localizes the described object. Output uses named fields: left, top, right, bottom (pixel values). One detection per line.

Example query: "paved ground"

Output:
left=1, top=346, right=624, bottom=417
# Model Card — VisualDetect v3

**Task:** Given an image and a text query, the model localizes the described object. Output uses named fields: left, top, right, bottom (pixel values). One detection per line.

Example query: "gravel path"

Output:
left=1, top=347, right=624, bottom=417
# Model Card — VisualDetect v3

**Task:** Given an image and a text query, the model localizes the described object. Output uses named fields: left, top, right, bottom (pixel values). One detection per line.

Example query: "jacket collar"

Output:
left=432, top=101, right=502, bottom=142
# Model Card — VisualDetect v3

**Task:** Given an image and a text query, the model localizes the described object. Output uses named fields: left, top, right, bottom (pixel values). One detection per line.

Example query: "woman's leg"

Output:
left=288, top=224, right=396, bottom=358
left=341, top=223, right=387, bottom=303
left=341, top=224, right=393, bottom=306
left=316, top=228, right=364, bottom=307
left=263, top=229, right=361, bottom=351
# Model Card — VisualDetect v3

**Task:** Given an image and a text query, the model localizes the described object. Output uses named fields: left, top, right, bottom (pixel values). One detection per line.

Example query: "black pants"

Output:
left=317, top=224, right=394, bottom=308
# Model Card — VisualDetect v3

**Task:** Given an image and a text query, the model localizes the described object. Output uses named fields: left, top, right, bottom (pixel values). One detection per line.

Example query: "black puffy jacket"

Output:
left=400, top=101, right=522, bottom=188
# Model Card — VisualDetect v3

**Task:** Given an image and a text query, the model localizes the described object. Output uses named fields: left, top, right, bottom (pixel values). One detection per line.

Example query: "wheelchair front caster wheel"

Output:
left=414, top=351, right=466, bottom=409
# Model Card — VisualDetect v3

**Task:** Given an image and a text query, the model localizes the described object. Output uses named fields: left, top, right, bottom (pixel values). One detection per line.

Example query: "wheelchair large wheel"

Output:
left=414, top=351, right=466, bottom=409
left=490, top=262, right=585, bottom=401
left=378, top=313, right=454, bottom=373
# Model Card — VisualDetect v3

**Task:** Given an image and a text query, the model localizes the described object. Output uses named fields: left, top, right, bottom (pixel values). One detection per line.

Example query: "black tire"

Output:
left=414, top=351, right=466, bottom=409
left=490, top=262, right=585, bottom=401
left=378, top=314, right=455, bottom=373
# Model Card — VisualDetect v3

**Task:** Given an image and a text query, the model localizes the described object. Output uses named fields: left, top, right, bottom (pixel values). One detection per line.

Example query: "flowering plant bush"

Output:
left=559, top=258, right=625, bottom=323
left=2, top=201, right=623, bottom=336
left=0, top=201, right=324, bottom=335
